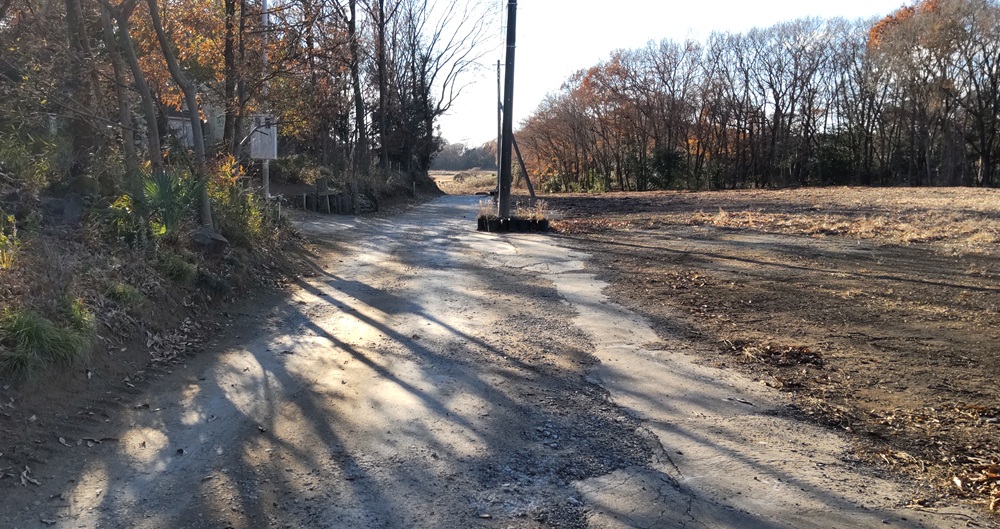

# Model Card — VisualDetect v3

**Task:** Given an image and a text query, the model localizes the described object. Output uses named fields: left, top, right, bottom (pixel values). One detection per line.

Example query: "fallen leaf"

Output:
left=20, top=466, right=39, bottom=486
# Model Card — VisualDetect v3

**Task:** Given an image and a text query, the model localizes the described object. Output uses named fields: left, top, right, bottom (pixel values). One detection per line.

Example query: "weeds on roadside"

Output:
left=477, top=198, right=497, bottom=219
left=531, top=200, right=552, bottom=221
left=65, top=297, right=95, bottom=335
left=210, top=156, right=276, bottom=248
left=513, top=201, right=532, bottom=220
left=0, top=127, right=71, bottom=196
left=509, top=198, right=553, bottom=221
left=156, top=253, right=197, bottom=283
left=0, top=307, right=91, bottom=379
left=105, top=282, right=145, bottom=307
left=0, top=210, right=17, bottom=270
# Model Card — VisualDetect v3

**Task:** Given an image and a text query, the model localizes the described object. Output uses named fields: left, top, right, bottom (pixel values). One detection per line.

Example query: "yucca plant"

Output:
left=142, top=168, right=202, bottom=238
left=103, top=166, right=205, bottom=247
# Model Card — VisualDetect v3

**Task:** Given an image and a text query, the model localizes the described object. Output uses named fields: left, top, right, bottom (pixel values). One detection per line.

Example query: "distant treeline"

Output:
left=431, top=141, right=497, bottom=172
left=517, top=0, right=1000, bottom=192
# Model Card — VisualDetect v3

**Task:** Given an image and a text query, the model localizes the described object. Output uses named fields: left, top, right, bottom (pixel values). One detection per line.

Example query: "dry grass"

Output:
left=433, top=170, right=497, bottom=195
left=551, top=187, right=1000, bottom=253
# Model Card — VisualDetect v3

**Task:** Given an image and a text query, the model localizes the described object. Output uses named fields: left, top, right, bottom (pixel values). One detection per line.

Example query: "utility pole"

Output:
left=497, top=60, right=502, bottom=184
left=498, top=0, right=517, bottom=219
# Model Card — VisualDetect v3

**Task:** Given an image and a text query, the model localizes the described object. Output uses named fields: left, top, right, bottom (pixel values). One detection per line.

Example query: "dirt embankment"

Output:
left=547, top=187, right=1000, bottom=513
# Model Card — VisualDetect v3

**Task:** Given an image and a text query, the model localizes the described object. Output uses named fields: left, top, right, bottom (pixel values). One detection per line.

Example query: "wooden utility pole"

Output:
left=498, top=0, right=517, bottom=219
left=497, top=60, right=502, bottom=178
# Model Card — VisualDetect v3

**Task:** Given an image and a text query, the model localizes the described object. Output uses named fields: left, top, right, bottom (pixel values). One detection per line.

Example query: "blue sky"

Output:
left=436, top=0, right=910, bottom=147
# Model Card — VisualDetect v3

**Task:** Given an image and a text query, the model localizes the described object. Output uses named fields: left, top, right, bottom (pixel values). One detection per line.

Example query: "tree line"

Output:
left=0, top=0, right=491, bottom=227
left=430, top=140, right=496, bottom=171
left=517, top=0, right=1000, bottom=193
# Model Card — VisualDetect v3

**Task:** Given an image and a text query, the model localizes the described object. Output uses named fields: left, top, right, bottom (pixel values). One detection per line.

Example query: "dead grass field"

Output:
left=431, top=169, right=497, bottom=196
left=546, top=187, right=1000, bottom=514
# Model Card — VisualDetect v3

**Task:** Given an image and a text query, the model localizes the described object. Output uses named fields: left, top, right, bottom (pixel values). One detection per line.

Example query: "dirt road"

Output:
left=1, top=196, right=990, bottom=528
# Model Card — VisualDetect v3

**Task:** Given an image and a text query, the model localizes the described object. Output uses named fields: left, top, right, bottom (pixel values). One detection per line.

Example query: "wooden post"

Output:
left=512, top=135, right=535, bottom=199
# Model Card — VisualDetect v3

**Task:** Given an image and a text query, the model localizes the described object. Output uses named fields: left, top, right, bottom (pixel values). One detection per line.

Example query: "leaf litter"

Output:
left=549, top=188, right=1000, bottom=515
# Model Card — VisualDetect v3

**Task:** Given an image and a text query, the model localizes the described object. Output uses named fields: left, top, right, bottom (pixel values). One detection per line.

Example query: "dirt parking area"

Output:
left=545, top=187, right=1000, bottom=514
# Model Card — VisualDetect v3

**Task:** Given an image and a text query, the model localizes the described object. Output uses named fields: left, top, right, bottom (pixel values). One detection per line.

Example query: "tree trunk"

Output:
left=108, top=0, right=164, bottom=176
left=99, top=3, right=139, bottom=179
left=146, top=0, right=214, bottom=229
left=233, top=0, right=247, bottom=156
left=347, top=0, right=367, bottom=212
left=375, top=0, right=389, bottom=171
left=222, top=0, right=237, bottom=155
left=63, top=0, right=97, bottom=178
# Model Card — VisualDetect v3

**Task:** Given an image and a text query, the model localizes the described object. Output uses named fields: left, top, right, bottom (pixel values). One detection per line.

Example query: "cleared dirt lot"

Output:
left=545, top=187, right=1000, bottom=513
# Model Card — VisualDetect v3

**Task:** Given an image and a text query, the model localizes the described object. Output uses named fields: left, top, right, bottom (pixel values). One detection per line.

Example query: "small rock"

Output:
left=191, top=227, right=230, bottom=254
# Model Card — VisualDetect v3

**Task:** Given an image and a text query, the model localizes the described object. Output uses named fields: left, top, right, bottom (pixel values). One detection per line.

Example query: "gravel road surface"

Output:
left=2, top=196, right=988, bottom=529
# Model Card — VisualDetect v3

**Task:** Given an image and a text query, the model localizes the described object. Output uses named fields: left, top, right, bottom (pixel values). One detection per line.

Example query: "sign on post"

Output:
left=250, top=114, right=278, bottom=160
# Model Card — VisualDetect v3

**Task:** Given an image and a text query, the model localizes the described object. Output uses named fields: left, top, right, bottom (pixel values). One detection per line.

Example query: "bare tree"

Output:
left=392, top=0, right=493, bottom=174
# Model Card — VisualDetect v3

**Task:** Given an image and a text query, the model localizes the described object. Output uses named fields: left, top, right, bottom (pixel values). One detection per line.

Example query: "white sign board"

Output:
left=166, top=116, right=194, bottom=148
left=250, top=114, right=278, bottom=160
